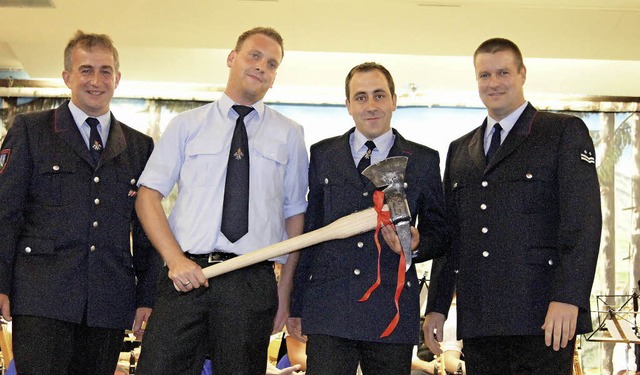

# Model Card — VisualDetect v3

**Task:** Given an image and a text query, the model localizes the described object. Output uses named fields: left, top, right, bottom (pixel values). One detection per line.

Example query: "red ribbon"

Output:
left=358, top=190, right=407, bottom=338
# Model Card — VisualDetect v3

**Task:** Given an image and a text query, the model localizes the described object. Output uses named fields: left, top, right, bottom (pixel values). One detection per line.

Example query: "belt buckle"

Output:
left=207, top=253, right=224, bottom=264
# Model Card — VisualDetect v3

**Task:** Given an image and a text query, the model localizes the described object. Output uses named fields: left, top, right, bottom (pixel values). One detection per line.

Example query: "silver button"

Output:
left=481, top=227, right=488, bottom=233
left=94, top=198, right=100, bottom=205
left=362, top=192, right=369, bottom=197
left=324, top=178, right=329, bottom=184
left=357, top=242, right=364, bottom=248
left=52, top=165, right=60, bottom=171
left=480, top=204, right=487, bottom=210
left=24, top=246, right=32, bottom=254
left=308, top=274, right=313, bottom=281
left=90, top=245, right=96, bottom=252
left=130, top=178, right=136, bottom=185
left=454, top=269, right=459, bottom=274
left=482, top=181, right=489, bottom=187
left=92, top=221, right=99, bottom=228
left=453, top=182, right=458, bottom=188
left=403, top=182, right=408, bottom=189
left=482, top=251, right=489, bottom=257
left=406, top=281, right=412, bottom=287
left=526, top=173, right=533, bottom=179
left=548, top=259, right=554, bottom=266
left=354, top=269, right=361, bottom=275
left=94, top=176, right=100, bottom=183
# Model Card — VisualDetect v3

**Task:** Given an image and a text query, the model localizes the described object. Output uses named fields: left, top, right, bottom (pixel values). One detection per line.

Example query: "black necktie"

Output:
left=357, top=140, right=376, bottom=184
left=221, top=105, right=254, bottom=243
left=485, top=123, right=502, bottom=163
left=86, top=117, right=103, bottom=163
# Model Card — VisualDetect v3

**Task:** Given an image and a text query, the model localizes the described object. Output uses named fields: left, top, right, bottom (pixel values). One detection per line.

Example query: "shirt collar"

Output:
left=219, top=93, right=265, bottom=122
left=68, top=100, right=111, bottom=128
left=352, top=127, right=395, bottom=154
left=486, top=101, right=528, bottom=134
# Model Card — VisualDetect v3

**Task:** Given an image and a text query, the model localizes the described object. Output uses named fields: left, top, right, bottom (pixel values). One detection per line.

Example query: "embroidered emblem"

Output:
left=233, top=147, right=244, bottom=160
left=363, top=149, right=373, bottom=160
left=580, top=149, right=595, bottom=164
left=0, top=149, right=10, bottom=174
left=92, top=140, right=103, bottom=152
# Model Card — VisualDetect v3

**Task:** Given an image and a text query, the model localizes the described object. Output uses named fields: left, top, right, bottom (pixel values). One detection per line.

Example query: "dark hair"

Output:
left=235, top=27, right=284, bottom=58
left=345, top=62, right=395, bottom=99
left=64, top=30, right=119, bottom=71
left=474, top=38, right=524, bottom=71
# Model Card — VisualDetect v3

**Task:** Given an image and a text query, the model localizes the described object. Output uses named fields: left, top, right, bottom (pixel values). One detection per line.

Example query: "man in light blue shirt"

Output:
left=135, top=27, right=308, bottom=375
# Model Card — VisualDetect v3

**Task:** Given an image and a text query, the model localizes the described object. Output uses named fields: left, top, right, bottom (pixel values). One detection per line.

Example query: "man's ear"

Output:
left=227, top=50, right=236, bottom=68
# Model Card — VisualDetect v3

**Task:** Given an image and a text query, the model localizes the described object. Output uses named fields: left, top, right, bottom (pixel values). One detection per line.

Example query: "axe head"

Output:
left=362, top=156, right=413, bottom=271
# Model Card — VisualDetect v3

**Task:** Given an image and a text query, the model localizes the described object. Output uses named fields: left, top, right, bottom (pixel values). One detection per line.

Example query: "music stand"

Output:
left=587, top=294, right=639, bottom=374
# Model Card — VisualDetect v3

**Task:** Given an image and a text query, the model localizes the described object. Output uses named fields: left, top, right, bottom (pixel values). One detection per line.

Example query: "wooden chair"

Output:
left=0, top=321, right=12, bottom=371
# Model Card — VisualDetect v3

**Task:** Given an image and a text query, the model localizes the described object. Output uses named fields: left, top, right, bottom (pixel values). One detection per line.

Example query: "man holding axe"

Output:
left=288, top=62, right=450, bottom=375
left=134, top=27, right=309, bottom=374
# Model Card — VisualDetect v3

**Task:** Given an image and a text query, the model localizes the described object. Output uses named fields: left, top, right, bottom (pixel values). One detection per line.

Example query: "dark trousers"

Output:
left=136, top=262, right=278, bottom=375
left=464, top=335, right=575, bottom=375
left=12, top=315, right=123, bottom=375
left=306, top=334, right=413, bottom=375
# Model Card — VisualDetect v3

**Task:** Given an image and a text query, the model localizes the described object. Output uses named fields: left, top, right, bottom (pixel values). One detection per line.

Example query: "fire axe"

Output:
left=202, top=156, right=413, bottom=279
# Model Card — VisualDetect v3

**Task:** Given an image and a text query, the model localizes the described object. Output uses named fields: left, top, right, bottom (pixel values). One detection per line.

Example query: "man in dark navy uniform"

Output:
left=0, top=31, right=160, bottom=375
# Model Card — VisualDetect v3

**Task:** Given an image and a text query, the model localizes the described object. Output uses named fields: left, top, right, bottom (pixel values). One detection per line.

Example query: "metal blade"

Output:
left=395, top=220, right=413, bottom=271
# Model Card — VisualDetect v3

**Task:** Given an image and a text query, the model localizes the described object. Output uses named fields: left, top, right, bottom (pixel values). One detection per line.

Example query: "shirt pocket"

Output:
left=182, top=140, right=226, bottom=187
left=253, top=141, right=288, bottom=199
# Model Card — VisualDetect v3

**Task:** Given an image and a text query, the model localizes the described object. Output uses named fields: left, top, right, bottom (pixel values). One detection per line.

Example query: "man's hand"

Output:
left=167, top=256, right=209, bottom=292
left=132, top=307, right=152, bottom=340
left=541, top=301, right=578, bottom=351
left=381, top=225, right=419, bottom=255
left=423, top=312, right=446, bottom=355
left=0, top=294, right=10, bottom=321
left=286, top=317, right=306, bottom=343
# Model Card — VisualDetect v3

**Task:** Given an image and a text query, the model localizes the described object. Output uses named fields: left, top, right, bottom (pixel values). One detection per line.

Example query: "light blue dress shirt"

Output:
left=138, top=93, right=309, bottom=263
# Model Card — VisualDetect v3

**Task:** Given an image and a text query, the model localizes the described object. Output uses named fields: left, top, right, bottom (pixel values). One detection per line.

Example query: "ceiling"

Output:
left=1, top=0, right=640, bottom=105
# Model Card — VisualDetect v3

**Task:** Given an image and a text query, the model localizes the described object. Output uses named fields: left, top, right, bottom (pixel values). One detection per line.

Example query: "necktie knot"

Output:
left=364, top=140, right=376, bottom=153
left=86, top=117, right=100, bottom=129
left=232, top=105, right=254, bottom=119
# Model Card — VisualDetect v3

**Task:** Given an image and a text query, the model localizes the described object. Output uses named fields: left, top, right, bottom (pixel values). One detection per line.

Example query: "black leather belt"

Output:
left=185, top=251, right=272, bottom=267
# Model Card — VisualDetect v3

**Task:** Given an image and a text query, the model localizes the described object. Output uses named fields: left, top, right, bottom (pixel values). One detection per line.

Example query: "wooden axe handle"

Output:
left=202, top=205, right=385, bottom=278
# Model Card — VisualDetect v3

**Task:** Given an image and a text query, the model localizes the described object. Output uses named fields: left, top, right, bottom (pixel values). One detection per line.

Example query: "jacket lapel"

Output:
left=486, top=103, right=538, bottom=171
left=52, top=102, right=94, bottom=166
left=467, top=124, right=487, bottom=171
left=332, top=128, right=364, bottom=187
left=100, top=114, right=127, bottom=167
